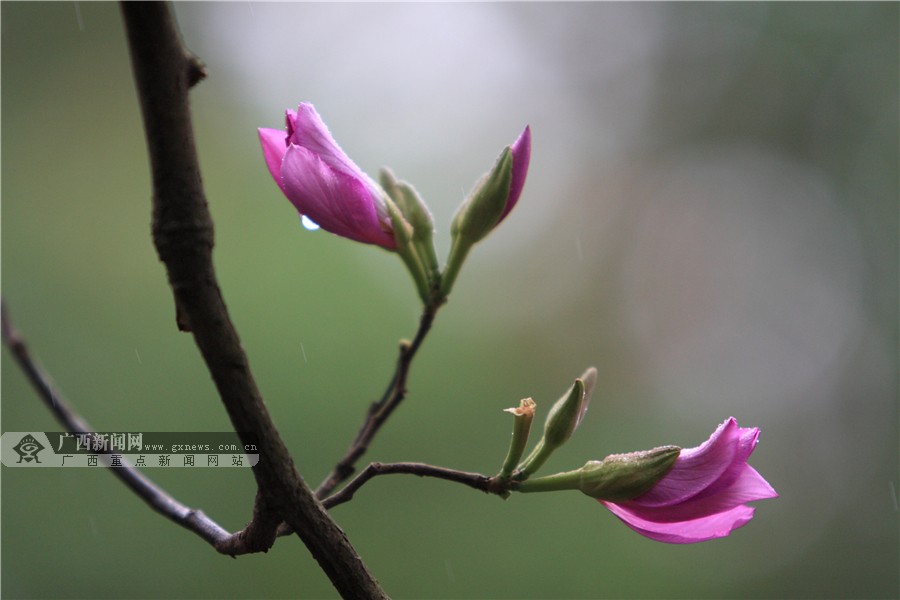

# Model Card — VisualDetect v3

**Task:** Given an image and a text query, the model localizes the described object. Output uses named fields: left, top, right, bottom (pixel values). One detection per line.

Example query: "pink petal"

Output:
left=634, top=418, right=742, bottom=507
left=499, top=125, right=531, bottom=224
left=281, top=146, right=396, bottom=249
left=596, top=418, right=776, bottom=543
left=601, top=501, right=757, bottom=544
left=288, top=104, right=372, bottom=185
left=686, top=425, right=762, bottom=502
left=287, top=104, right=390, bottom=225
left=607, top=464, right=778, bottom=523
left=258, top=127, right=288, bottom=193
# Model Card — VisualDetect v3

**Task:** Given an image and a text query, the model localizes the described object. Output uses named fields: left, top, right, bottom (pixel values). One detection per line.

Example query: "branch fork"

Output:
left=4, top=3, right=478, bottom=597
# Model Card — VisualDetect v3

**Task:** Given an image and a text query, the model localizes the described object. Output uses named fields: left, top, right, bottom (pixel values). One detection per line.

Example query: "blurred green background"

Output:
left=3, top=2, right=897, bottom=598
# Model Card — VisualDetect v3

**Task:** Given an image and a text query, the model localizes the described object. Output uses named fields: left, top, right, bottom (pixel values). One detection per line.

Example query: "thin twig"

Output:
left=315, top=300, right=441, bottom=499
left=1, top=301, right=232, bottom=547
left=120, top=4, right=386, bottom=597
left=322, top=462, right=499, bottom=510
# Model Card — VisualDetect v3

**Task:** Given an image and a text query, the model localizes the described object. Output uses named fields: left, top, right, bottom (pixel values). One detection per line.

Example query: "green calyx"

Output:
left=512, top=445, right=680, bottom=501
left=381, top=169, right=443, bottom=305
left=577, top=446, right=681, bottom=502
left=450, top=148, right=513, bottom=246
left=385, top=197, right=430, bottom=304
left=381, top=169, right=440, bottom=285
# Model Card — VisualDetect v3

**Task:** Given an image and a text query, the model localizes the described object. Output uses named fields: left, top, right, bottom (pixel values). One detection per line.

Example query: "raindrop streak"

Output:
left=890, top=481, right=898, bottom=512
left=575, top=235, right=584, bottom=261
left=134, top=348, right=142, bottom=365
left=444, top=559, right=456, bottom=583
left=73, top=2, right=84, bottom=31
left=301, top=215, right=320, bottom=231
left=300, top=342, right=308, bottom=363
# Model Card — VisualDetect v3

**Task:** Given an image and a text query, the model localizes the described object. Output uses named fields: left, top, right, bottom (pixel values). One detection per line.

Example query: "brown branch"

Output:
left=315, top=300, right=440, bottom=499
left=120, top=3, right=385, bottom=598
left=271, top=302, right=440, bottom=539
left=322, top=462, right=499, bottom=510
left=1, top=301, right=231, bottom=547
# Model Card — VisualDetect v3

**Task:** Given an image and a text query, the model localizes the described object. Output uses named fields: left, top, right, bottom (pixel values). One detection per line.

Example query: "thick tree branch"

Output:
left=120, top=3, right=385, bottom=598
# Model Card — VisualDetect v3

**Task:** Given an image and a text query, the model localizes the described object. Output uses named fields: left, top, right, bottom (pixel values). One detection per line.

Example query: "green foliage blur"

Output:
left=3, top=3, right=897, bottom=598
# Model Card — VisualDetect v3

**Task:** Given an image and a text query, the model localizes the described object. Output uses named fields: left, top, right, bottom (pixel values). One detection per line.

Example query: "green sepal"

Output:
left=450, top=148, right=513, bottom=245
left=577, top=446, right=681, bottom=501
left=511, top=446, right=680, bottom=501
left=380, top=168, right=440, bottom=287
left=385, top=196, right=430, bottom=304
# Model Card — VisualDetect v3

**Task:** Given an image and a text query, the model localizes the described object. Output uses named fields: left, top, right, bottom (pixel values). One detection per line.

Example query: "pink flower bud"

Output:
left=258, top=103, right=397, bottom=249
left=498, top=124, right=531, bottom=225
left=449, top=126, right=531, bottom=245
left=599, top=417, right=778, bottom=544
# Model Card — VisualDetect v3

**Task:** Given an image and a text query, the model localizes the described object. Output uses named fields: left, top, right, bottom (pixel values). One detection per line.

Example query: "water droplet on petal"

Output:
left=301, top=214, right=320, bottom=231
